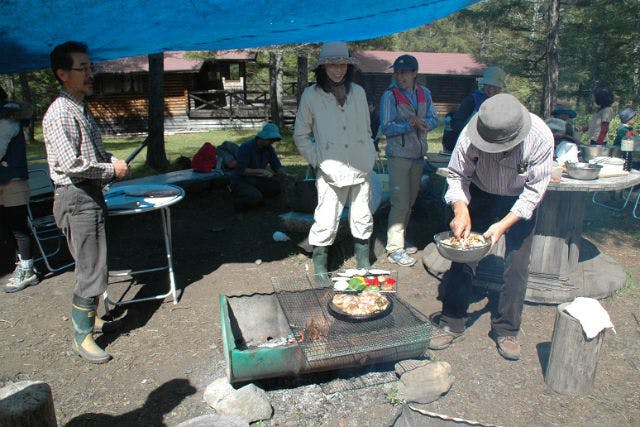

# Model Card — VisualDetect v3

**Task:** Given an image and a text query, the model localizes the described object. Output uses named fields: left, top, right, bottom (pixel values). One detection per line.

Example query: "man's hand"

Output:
left=484, top=212, right=520, bottom=250
left=256, top=169, right=273, bottom=178
left=449, top=201, right=471, bottom=239
left=113, top=159, right=130, bottom=179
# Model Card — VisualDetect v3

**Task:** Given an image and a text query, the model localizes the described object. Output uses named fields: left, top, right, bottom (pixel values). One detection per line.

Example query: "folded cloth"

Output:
left=563, top=297, right=616, bottom=339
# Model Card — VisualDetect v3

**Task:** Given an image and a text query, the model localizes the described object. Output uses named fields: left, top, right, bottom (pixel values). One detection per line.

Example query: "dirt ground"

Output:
left=1, top=183, right=639, bottom=427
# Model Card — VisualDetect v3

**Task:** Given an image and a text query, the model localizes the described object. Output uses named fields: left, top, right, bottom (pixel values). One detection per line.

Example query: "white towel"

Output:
left=563, top=297, right=616, bottom=339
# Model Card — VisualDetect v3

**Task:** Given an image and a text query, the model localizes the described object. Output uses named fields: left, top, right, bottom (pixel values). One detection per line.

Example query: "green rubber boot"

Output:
left=354, top=238, right=371, bottom=269
left=72, top=295, right=112, bottom=364
left=312, top=245, right=330, bottom=284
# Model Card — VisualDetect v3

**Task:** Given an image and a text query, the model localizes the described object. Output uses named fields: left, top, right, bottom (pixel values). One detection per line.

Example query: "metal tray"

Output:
left=327, top=297, right=393, bottom=322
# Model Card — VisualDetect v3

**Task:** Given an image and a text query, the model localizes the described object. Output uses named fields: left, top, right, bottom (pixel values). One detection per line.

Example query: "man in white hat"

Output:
left=449, top=66, right=507, bottom=148
left=429, top=93, right=553, bottom=361
left=294, top=42, right=377, bottom=277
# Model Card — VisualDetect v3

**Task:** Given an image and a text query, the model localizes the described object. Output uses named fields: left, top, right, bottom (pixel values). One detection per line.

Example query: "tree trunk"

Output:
left=146, top=53, right=169, bottom=172
left=296, top=55, right=308, bottom=103
left=0, top=381, right=57, bottom=426
left=269, top=51, right=283, bottom=128
left=544, top=303, right=604, bottom=395
left=543, top=0, right=560, bottom=117
left=18, top=72, right=34, bottom=143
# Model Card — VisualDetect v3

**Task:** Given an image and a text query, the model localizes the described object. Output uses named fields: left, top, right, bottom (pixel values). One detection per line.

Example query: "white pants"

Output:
left=308, top=174, right=373, bottom=246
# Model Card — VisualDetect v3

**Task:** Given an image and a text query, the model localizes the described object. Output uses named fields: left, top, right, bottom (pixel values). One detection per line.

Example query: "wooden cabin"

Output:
left=352, top=50, right=486, bottom=116
left=91, top=50, right=259, bottom=134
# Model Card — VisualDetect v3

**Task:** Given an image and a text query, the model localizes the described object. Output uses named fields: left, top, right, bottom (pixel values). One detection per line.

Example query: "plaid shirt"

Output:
left=42, top=89, right=114, bottom=186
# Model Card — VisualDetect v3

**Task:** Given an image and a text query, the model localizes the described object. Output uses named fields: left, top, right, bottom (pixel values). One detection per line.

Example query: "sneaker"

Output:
left=428, top=325, right=464, bottom=350
left=495, top=335, right=520, bottom=360
left=387, top=249, right=416, bottom=267
left=3, top=266, right=39, bottom=293
left=404, top=242, right=418, bottom=254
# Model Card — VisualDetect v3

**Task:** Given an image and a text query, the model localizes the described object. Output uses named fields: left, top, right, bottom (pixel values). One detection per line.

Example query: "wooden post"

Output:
left=0, top=381, right=57, bottom=426
left=545, top=302, right=604, bottom=395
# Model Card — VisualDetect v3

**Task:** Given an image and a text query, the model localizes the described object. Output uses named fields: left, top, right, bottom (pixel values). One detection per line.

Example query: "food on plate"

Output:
left=344, top=275, right=396, bottom=292
left=333, top=279, right=349, bottom=291
left=367, top=268, right=391, bottom=275
left=441, top=233, right=487, bottom=249
left=331, top=290, right=390, bottom=317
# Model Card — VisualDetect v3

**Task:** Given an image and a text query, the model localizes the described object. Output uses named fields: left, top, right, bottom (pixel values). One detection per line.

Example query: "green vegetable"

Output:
left=368, top=286, right=380, bottom=291
left=348, top=277, right=366, bottom=291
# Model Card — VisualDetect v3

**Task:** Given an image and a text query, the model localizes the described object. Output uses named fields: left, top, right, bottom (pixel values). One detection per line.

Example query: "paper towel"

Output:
left=563, top=297, right=616, bottom=339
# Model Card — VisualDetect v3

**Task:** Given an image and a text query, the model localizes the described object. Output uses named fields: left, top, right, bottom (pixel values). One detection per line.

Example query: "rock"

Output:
left=396, top=361, right=454, bottom=404
left=174, top=413, right=249, bottom=427
left=0, top=380, right=57, bottom=427
left=203, top=378, right=273, bottom=423
left=394, top=358, right=432, bottom=376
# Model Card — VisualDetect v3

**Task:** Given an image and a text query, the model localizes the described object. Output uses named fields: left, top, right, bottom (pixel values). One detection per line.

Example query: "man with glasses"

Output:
left=43, top=41, right=129, bottom=364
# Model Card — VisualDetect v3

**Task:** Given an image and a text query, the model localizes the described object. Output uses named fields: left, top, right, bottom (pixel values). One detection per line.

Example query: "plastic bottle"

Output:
left=621, top=132, right=634, bottom=172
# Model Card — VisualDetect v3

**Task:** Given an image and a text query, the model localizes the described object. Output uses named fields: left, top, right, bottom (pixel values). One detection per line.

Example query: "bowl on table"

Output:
left=434, top=231, right=492, bottom=264
left=579, top=144, right=610, bottom=162
left=565, top=162, right=603, bottom=180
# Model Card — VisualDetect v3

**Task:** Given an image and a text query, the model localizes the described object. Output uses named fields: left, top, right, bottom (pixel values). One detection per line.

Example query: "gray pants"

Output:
left=53, top=184, right=108, bottom=299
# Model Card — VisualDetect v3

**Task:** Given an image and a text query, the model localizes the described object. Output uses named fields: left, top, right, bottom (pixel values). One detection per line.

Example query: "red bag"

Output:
left=191, top=142, right=217, bottom=173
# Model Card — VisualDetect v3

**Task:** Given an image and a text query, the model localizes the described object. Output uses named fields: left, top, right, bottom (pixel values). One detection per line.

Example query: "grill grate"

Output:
left=271, top=273, right=431, bottom=369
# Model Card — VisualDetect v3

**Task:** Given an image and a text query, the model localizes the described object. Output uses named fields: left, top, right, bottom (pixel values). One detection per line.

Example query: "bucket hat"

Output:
left=467, top=93, right=531, bottom=153
left=544, top=117, right=567, bottom=136
left=551, top=104, right=577, bottom=119
left=257, top=123, right=282, bottom=141
left=390, top=54, right=419, bottom=71
left=619, top=107, right=637, bottom=124
left=479, top=66, right=506, bottom=89
left=312, top=42, right=358, bottom=70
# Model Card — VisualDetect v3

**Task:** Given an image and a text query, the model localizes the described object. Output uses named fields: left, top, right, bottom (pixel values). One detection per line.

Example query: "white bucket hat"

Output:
left=479, top=66, right=507, bottom=89
left=467, top=94, right=531, bottom=153
left=312, top=42, right=358, bottom=70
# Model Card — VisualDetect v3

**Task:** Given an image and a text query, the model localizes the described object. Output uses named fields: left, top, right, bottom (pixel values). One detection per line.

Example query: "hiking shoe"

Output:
left=405, top=242, right=418, bottom=254
left=428, top=325, right=464, bottom=350
left=496, top=335, right=520, bottom=360
left=387, top=249, right=416, bottom=267
left=3, top=266, right=39, bottom=293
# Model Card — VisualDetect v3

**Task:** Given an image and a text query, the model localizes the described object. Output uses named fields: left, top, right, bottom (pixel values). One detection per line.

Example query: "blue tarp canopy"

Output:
left=0, top=0, right=480, bottom=74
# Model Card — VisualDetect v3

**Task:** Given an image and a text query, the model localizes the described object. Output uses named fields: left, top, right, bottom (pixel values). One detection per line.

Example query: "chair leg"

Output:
left=592, top=189, right=633, bottom=211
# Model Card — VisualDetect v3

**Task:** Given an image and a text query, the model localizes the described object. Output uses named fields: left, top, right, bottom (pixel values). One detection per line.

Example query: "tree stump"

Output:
left=544, top=302, right=604, bottom=395
left=0, top=381, right=56, bottom=427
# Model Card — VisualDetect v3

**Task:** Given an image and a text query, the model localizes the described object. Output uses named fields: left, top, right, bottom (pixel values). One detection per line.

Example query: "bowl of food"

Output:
left=565, top=162, right=603, bottom=180
left=434, top=231, right=492, bottom=263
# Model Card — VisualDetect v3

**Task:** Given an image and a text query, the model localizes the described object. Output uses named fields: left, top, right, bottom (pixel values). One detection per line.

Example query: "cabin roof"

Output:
left=95, top=50, right=257, bottom=74
left=352, top=50, right=485, bottom=76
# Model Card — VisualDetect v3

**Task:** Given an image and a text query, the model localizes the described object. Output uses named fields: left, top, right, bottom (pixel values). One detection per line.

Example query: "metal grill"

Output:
left=271, top=273, right=431, bottom=369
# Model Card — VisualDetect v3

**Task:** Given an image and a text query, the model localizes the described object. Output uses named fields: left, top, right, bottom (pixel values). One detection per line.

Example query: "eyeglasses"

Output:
left=70, top=66, right=96, bottom=75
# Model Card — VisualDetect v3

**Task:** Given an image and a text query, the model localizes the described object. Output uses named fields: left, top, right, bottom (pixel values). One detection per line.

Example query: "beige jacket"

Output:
left=294, top=83, right=376, bottom=187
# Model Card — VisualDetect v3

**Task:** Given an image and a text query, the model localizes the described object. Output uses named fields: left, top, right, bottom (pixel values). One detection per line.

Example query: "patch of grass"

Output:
left=386, top=387, right=405, bottom=406
left=613, top=269, right=638, bottom=299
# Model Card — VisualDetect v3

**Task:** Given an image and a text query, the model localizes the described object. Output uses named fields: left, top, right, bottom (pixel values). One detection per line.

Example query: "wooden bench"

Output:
left=111, top=169, right=230, bottom=191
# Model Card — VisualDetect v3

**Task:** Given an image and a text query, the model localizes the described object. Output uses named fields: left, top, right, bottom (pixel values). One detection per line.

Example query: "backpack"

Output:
left=192, top=142, right=217, bottom=173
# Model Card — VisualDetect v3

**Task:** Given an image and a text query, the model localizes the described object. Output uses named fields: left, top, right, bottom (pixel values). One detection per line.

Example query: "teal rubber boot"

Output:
left=354, top=238, right=371, bottom=269
left=71, top=295, right=112, bottom=364
left=312, top=246, right=330, bottom=285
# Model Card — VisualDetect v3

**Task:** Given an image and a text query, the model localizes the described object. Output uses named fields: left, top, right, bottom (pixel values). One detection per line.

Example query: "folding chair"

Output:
left=27, top=165, right=74, bottom=273
left=591, top=188, right=634, bottom=211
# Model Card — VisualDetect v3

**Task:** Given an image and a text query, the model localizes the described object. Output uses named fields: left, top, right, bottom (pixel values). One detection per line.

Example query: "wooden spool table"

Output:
left=424, top=168, right=640, bottom=304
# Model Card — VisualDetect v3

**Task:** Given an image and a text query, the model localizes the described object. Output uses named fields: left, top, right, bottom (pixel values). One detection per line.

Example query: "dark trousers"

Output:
left=53, top=184, right=108, bottom=299
left=232, top=176, right=281, bottom=211
left=1, top=204, right=31, bottom=260
left=440, top=184, right=537, bottom=337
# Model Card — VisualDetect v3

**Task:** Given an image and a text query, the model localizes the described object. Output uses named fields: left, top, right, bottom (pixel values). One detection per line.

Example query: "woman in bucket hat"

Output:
left=294, top=42, right=377, bottom=277
left=428, top=93, right=554, bottom=361
left=449, top=66, right=507, bottom=150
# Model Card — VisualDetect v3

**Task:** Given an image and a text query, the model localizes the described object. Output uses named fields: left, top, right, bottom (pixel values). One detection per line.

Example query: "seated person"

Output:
left=231, top=123, right=295, bottom=212
left=613, top=107, right=637, bottom=147
left=545, top=118, right=579, bottom=164
left=551, top=104, right=578, bottom=138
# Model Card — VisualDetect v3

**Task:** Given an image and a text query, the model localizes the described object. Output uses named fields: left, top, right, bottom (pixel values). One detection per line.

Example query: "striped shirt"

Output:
left=445, top=113, right=554, bottom=220
left=42, top=89, right=114, bottom=186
